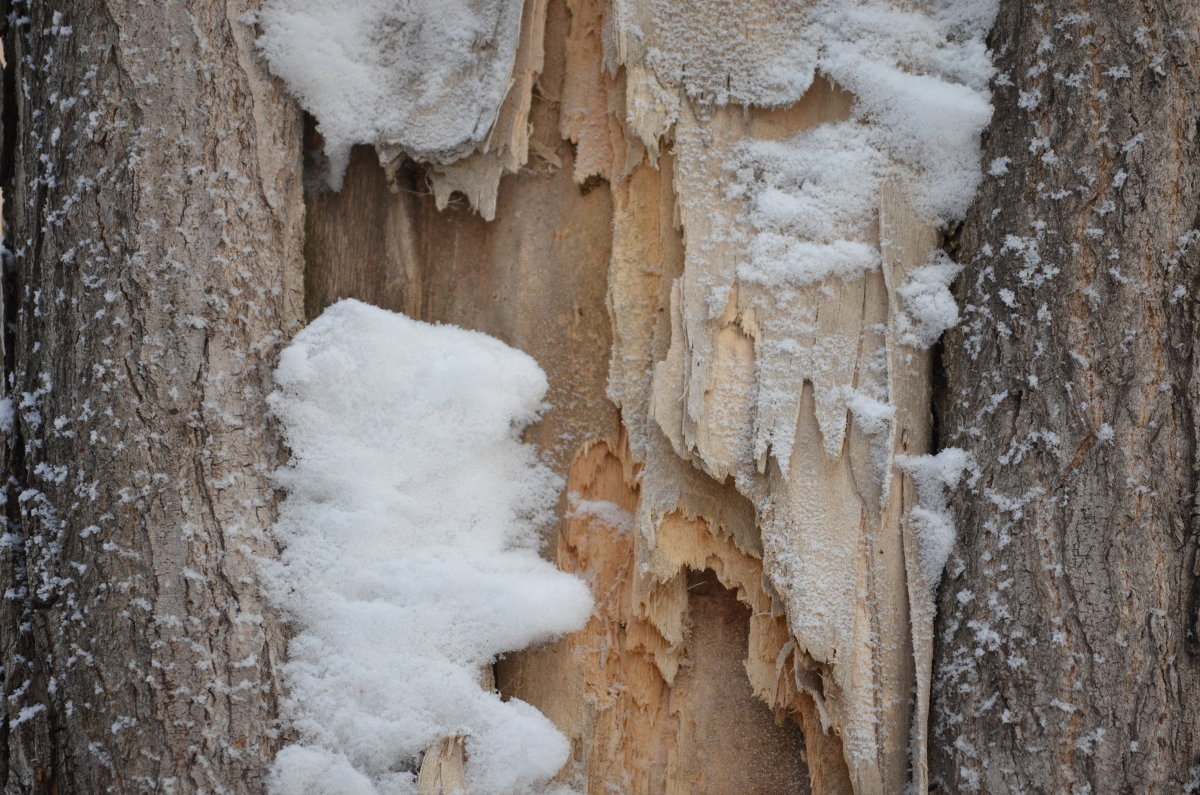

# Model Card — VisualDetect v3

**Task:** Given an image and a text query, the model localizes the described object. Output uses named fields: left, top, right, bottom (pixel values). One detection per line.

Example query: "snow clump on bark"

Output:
left=264, top=299, right=592, bottom=794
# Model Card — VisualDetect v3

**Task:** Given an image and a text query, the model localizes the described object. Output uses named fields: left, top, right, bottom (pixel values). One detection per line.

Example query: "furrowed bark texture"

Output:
left=932, top=0, right=1200, bottom=791
left=0, top=1, right=304, bottom=791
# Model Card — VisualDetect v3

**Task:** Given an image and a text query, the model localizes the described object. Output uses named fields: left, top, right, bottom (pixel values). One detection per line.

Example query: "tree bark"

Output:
left=932, top=0, right=1200, bottom=791
left=7, top=0, right=1197, bottom=792
left=0, top=1, right=304, bottom=791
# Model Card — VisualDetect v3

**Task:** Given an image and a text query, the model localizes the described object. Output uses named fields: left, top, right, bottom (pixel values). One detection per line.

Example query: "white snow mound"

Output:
left=255, top=0, right=524, bottom=188
left=265, top=299, right=593, bottom=794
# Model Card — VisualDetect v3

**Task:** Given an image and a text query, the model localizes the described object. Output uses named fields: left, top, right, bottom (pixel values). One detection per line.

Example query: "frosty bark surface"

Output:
left=933, top=0, right=1200, bottom=789
left=1, top=2, right=305, bottom=790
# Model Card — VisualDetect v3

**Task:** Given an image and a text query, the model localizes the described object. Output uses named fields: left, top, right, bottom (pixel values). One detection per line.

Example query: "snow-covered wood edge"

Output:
left=288, top=0, right=995, bottom=790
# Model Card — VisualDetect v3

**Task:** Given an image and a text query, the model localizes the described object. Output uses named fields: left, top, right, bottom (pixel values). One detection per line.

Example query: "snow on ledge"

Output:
left=255, top=0, right=524, bottom=189
left=264, top=299, right=593, bottom=794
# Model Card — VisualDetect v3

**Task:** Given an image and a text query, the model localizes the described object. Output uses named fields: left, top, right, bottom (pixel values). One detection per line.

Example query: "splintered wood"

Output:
left=555, top=1, right=941, bottom=789
left=500, top=437, right=819, bottom=794
left=305, top=0, right=947, bottom=791
left=416, top=737, right=468, bottom=795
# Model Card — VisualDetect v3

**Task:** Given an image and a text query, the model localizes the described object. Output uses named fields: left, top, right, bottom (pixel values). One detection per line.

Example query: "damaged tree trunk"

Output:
left=302, top=0, right=968, bottom=792
left=0, top=0, right=304, bottom=791
left=4, top=0, right=1196, bottom=792
left=931, top=0, right=1200, bottom=791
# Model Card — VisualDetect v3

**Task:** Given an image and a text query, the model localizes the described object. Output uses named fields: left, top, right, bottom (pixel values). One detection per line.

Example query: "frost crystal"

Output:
left=897, top=250, right=965, bottom=348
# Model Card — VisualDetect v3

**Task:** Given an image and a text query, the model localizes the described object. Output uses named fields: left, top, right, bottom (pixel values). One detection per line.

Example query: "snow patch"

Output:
left=896, top=250, right=964, bottom=348
left=844, top=387, right=896, bottom=436
left=255, top=0, right=524, bottom=188
left=265, top=299, right=593, bottom=794
left=897, top=448, right=971, bottom=585
left=566, top=492, right=634, bottom=534
left=732, top=123, right=887, bottom=289
left=0, top=397, right=14, bottom=435
left=728, top=0, right=995, bottom=310
left=812, top=0, right=996, bottom=224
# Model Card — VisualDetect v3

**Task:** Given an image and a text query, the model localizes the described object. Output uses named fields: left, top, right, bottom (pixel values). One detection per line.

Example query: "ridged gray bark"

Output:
left=0, top=1, right=304, bottom=791
left=932, top=0, right=1200, bottom=790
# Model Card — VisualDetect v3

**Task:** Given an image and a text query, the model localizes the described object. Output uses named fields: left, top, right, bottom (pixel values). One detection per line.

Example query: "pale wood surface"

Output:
left=302, top=1, right=947, bottom=791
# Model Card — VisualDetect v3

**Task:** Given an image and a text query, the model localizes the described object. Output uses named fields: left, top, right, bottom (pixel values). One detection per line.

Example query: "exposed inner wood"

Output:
left=302, top=0, right=947, bottom=790
left=416, top=736, right=468, bottom=795
left=498, top=437, right=826, bottom=793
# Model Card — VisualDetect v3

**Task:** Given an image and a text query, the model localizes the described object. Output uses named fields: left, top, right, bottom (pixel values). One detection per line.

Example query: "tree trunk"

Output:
left=0, top=0, right=304, bottom=791
left=4, top=0, right=1197, bottom=793
left=931, top=0, right=1200, bottom=791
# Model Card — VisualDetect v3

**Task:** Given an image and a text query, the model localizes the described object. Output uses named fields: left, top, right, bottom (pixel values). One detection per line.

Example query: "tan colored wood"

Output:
left=499, top=437, right=815, bottom=793
left=416, top=736, right=469, bottom=795
left=303, top=141, right=425, bottom=321
left=301, top=1, right=947, bottom=792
